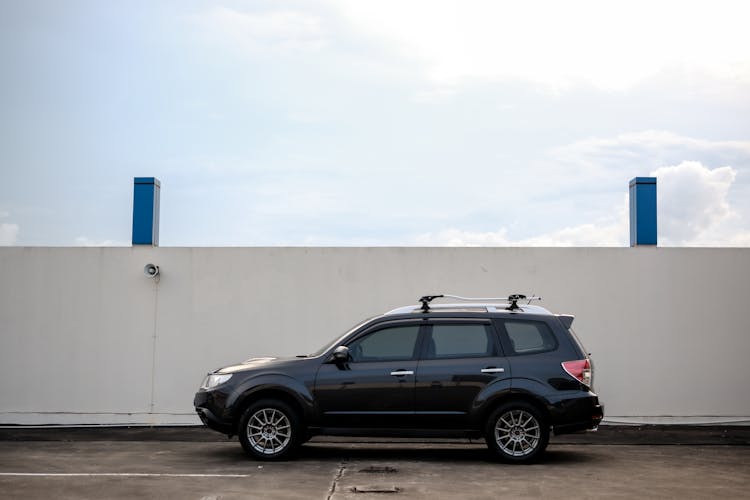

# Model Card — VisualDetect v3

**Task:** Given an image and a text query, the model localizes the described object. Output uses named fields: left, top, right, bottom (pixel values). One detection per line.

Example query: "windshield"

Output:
left=307, top=317, right=375, bottom=357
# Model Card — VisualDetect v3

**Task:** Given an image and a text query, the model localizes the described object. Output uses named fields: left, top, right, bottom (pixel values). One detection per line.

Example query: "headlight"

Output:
left=200, top=373, right=232, bottom=390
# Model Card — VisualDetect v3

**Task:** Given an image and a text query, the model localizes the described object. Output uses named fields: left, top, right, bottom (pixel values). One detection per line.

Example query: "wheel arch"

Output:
left=478, top=391, right=552, bottom=429
left=232, top=387, right=308, bottom=434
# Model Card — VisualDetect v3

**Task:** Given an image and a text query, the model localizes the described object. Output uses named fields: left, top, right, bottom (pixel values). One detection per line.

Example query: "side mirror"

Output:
left=332, top=345, right=350, bottom=363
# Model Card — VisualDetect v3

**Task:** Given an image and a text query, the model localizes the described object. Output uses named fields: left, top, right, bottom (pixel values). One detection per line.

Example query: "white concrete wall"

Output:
left=1, top=247, right=749, bottom=426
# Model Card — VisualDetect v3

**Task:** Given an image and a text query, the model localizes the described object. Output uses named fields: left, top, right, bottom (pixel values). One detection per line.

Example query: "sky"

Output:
left=1, top=0, right=749, bottom=247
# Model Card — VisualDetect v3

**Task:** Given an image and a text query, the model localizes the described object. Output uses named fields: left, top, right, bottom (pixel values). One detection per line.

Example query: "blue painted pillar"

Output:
left=629, top=177, right=657, bottom=246
left=132, top=177, right=161, bottom=246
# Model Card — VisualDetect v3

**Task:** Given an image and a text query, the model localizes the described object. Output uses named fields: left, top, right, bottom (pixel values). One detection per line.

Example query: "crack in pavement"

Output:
left=326, top=462, right=347, bottom=500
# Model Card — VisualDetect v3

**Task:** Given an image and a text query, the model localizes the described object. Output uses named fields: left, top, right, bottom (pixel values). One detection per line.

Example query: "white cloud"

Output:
left=0, top=211, right=19, bottom=245
left=552, top=132, right=750, bottom=246
left=408, top=131, right=750, bottom=248
left=0, top=223, right=19, bottom=245
left=724, top=232, right=750, bottom=246
left=415, top=161, right=750, bottom=247
left=415, top=198, right=628, bottom=246
left=520, top=220, right=627, bottom=247
left=199, top=7, right=329, bottom=54
left=555, top=131, right=750, bottom=167
left=652, top=161, right=749, bottom=246
left=334, top=0, right=750, bottom=91
left=74, top=237, right=128, bottom=247
left=414, top=223, right=624, bottom=247
left=545, top=130, right=750, bottom=195
left=552, top=131, right=750, bottom=246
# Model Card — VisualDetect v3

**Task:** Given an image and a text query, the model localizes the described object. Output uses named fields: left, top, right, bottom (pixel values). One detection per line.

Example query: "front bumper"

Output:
left=194, top=390, right=234, bottom=435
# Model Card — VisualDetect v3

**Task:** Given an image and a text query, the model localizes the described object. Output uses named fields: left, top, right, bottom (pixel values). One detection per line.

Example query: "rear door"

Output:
left=414, top=320, right=510, bottom=428
left=495, top=317, right=580, bottom=391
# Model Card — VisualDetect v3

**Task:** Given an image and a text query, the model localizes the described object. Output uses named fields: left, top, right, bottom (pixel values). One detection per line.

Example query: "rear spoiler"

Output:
left=557, top=314, right=575, bottom=329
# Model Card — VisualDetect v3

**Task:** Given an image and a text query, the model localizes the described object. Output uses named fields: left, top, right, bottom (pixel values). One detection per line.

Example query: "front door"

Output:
left=315, top=323, right=422, bottom=428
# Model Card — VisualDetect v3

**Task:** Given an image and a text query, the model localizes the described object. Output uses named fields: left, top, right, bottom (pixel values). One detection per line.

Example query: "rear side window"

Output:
left=502, top=320, right=557, bottom=355
left=425, top=324, right=494, bottom=359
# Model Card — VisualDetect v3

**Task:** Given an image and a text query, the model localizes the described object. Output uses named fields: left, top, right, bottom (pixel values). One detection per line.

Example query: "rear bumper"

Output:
left=550, top=393, right=604, bottom=435
left=553, top=414, right=602, bottom=435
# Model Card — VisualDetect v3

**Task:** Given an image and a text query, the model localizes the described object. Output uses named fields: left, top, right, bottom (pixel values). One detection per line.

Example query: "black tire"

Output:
left=484, top=401, right=549, bottom=463
left=238, top=399, right=301, bottom=460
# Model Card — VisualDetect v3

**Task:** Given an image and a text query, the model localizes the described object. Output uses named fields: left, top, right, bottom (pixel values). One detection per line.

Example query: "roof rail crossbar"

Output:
left=419, top=295, right=444, bottom=312
left=417, top=293, right=541, bottom=312
left=506, top=294, right=541, bottom=311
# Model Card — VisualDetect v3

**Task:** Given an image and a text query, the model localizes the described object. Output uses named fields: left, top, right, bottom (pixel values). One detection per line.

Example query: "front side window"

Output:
left=503, top=320, right=557, bottom=355
left=425, top=324, right=494, bottom=359
left=348, top=325, right=420, bottom=362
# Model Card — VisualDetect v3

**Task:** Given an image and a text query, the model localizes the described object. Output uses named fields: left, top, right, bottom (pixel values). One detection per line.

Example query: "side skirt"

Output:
left=307, top=427, right=483, bottom=439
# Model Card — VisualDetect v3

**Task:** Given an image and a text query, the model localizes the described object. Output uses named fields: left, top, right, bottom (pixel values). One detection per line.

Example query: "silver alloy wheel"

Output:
left=246, top=408, right=292, bottom=455
left=494, top=409, right=541, bottom=457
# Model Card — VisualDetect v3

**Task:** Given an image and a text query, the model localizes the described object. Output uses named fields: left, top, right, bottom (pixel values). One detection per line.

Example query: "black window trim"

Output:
left=346, top=318, right=426, bottom=343
left=422, top=318, right=492, bottom=325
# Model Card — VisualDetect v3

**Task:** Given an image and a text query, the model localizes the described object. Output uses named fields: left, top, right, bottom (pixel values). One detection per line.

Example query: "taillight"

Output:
left=562, top=359, right=592, bottom=387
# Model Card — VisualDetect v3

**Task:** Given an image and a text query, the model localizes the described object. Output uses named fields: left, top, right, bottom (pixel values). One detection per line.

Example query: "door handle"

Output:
left=481, top=368, right=505, bottom=373
left=390, top=370, right=414, bottom=376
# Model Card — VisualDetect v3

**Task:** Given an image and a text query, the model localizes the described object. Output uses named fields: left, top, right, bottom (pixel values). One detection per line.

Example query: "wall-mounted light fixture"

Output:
left=143, top=263, right=160, bottom=280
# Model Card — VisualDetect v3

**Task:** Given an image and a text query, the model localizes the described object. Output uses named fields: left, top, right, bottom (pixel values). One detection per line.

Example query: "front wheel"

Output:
left=238, top=399, right=301, bottom=460
left=485, top=401, right=549, bottom=463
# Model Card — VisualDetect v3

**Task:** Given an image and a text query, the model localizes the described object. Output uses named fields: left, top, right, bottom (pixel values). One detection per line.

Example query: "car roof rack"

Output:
left=418, top=294, right=541, bottom=313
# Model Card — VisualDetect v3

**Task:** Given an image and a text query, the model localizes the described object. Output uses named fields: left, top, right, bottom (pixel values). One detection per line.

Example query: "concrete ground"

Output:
left=1, top=427, right=749, bottom=499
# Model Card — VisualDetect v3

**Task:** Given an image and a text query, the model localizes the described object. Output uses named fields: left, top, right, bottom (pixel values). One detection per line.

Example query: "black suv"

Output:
left=194, top=294, right=603, bottom=463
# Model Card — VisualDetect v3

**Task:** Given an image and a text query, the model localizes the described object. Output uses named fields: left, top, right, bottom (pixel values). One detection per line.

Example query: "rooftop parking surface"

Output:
left=1, top=426, right=748, bottom=499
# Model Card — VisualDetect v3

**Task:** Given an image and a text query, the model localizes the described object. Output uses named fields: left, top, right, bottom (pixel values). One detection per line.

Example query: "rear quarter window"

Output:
left=500, top=320, right=557, bottom=355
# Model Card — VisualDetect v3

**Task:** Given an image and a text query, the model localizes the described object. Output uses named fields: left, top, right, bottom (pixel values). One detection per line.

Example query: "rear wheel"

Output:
left=485, top=401, right=549, bottom=463
left=238, top=399, right=301, bottom=460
